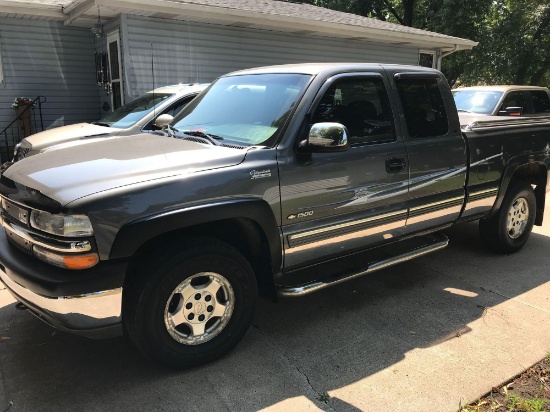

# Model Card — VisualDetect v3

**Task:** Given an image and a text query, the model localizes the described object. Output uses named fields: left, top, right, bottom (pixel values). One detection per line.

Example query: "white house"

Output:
left=0, top=0, right=477, bottom=159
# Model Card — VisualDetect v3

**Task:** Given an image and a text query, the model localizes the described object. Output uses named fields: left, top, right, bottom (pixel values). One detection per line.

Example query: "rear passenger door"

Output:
left=390, top=71, right=467, bottom=234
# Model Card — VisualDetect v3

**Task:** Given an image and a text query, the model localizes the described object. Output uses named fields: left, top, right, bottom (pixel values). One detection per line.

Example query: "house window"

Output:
left=418, top=51, right=436, bottom=69
left=0, top=46, right=4, bottom=84
left=107, top=31, right=124, bottom=110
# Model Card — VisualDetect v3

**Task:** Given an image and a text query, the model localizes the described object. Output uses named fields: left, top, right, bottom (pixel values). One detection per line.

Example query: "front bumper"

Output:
left=0, top=227, right=127, bottom=338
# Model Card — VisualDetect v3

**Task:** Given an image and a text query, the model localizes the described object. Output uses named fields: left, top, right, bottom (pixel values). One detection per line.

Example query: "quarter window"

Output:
left=311, top=77, right=395, bottom=145
left=395, top=77, right=448, bottom=138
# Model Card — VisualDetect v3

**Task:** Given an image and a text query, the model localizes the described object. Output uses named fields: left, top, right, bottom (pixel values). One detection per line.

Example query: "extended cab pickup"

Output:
left=0, top=64, right=549, bottom=368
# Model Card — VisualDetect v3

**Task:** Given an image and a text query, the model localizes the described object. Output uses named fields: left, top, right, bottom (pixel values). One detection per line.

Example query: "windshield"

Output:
left=452, top=90, right=503, bottom=114
left=171, top=73, right=312, bottom=147
left=98, top=92, right=173, bottom=129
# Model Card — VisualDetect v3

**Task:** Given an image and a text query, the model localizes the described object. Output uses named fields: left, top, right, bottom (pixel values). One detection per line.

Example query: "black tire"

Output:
left=123, top=238, right=257, bottom=369
left=479, top=181, right=536, bottom=254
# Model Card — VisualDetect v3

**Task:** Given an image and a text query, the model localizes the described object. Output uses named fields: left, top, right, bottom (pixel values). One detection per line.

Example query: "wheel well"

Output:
left=123, top=218, right=277, bottom=301
left=510, top=162, right=547, bottom=225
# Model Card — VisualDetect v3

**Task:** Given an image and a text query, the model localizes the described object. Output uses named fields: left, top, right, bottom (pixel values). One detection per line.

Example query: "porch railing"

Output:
left=0, top=96, right=46, bottom=163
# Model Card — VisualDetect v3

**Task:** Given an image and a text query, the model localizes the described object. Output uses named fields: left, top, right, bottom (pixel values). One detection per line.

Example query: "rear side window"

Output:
left=499, top=91, right=527, bottom=114
left=395, top=78, right=448, bottom=138
left=311, top=77, right=395, bottom=145
left=530, top=91, right=550, bottom=114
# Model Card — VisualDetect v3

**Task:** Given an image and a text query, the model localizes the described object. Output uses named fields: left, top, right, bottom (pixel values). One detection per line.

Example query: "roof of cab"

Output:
left=223, top=62, right=440, bottom=77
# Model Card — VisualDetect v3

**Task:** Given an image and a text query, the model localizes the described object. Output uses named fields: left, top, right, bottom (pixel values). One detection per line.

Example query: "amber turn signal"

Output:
left=63, top=254, right=99, bottom=270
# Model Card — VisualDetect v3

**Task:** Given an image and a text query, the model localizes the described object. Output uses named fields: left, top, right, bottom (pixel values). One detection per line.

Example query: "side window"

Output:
left=499, top=91, right=527, bottom=114
left=163, top=97, right=193, bottom=118
left=530, top=91, right=550, bottom=114
left=395, top=77, right=448, bottom=138
left=143, top=97, right=193, bottom=131
left=311, top=77, right=395, bottom=145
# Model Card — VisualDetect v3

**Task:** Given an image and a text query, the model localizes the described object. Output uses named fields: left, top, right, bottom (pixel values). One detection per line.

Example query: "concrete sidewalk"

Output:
left=0, top=196, right=549, bottom=412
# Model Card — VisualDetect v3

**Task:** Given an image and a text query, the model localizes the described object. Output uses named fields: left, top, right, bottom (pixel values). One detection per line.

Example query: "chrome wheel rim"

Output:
left=506, top=197, right=529, bottom=239
left=164, top=272, right=234, bottom=345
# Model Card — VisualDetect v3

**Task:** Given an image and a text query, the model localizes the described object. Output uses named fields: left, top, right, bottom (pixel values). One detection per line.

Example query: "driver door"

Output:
left=278, top=73, right=409, bottom=270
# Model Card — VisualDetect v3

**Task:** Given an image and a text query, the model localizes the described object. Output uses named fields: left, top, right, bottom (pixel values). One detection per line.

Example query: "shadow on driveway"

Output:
left=0, top=221, right=549, bottom=411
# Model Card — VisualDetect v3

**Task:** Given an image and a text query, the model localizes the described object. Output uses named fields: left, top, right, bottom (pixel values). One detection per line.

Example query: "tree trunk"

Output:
left=403, top=0, right=416, bottom=26
left=529, top=66, right=549, bottom=86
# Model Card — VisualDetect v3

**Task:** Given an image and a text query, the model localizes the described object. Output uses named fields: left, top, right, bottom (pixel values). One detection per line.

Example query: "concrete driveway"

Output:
left=0, top=195, right=549, bottom=412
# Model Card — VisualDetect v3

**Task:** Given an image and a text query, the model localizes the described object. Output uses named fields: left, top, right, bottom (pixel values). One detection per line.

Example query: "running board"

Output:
left=276, top=233, right=449, bottom=297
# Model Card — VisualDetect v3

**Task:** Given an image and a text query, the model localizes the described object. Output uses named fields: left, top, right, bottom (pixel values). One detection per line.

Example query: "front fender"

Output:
left=109, top=198, right=282, bottom=273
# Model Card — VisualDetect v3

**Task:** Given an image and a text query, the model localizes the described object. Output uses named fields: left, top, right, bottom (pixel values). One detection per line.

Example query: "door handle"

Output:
left=386, top=157, right=406, bottom=173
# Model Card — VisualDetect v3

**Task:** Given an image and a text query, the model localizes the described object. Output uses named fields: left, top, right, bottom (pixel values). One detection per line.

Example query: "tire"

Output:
left=479, top=181, right=536, bottom=254
left=123, top=238, right=258, bottom=369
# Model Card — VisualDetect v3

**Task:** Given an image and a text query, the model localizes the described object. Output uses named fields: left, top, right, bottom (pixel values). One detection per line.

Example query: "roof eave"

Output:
left=97, top=0, right=477, bottom=50
left=0, top=0, right=66, bottom=19
left=0, top=0, right=478, bottom=51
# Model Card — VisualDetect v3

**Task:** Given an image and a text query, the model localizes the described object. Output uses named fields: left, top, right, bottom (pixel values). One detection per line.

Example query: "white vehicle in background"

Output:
left=12, top=83, right=209, bottom=161
left=452, top=85, right=550, bottom=127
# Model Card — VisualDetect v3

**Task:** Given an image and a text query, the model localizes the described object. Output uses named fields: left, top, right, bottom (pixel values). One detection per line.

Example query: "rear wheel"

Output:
left=124, top=238, right=257, bottom=369
left=479, top=181, right=536, bottom=254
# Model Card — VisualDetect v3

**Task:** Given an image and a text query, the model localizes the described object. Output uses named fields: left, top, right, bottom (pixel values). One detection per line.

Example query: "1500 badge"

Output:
left=287, top=211, right=314, bottom=220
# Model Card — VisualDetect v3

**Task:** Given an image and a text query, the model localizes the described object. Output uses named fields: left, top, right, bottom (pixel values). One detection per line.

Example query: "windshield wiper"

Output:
left=457, top=109, right=472, bottom=113
left=92, top=121, right=112, bottom=127
left=179, top=130, right=224, bottom=146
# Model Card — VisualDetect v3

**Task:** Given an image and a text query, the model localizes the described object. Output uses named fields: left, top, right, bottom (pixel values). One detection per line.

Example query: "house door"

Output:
left=107, top=31, right=124, bottom=110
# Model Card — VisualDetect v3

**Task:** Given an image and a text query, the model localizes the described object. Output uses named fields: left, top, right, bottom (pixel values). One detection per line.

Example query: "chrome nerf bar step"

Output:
left=277, top=232, right=449, bottom=297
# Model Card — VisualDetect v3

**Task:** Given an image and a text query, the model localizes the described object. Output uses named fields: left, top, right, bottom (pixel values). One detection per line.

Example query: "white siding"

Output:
left=124, top=15, right=419, bottom=100
left=0, top=18, right=102, bottom=135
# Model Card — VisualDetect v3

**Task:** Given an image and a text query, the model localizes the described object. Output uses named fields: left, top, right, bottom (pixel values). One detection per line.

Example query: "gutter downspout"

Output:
left=436, top=45, right=460, bottom=70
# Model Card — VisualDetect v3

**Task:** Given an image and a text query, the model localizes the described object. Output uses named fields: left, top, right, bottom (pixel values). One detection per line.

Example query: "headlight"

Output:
left=30, top=210, right=93, bottom=237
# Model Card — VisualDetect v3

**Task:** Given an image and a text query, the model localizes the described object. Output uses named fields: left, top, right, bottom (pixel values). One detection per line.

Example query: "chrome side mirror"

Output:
left=300, top=122, right=349, bottom=153
left=155, top=114, right=174, bottom=128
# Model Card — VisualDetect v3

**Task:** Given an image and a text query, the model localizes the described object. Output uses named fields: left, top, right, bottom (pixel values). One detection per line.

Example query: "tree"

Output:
left=284, top=0, right=550, bottom=86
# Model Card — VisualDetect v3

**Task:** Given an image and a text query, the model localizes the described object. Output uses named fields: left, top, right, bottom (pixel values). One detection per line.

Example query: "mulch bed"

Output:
left=460, top=356, right=550, bottom=411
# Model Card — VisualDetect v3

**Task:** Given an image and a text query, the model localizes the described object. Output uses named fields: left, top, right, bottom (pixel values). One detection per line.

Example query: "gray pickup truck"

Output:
left=0, top=63, right=549, bottom=369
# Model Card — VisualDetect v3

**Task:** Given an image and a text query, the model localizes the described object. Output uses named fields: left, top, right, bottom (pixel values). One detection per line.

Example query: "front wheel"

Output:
left=124, top=239, right=258, bottom=369
left=479, top=181, right=536, bottom=254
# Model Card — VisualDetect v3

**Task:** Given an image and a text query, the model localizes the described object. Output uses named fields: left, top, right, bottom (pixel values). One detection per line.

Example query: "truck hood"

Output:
left=25, top=123, right=117, bottom=151
left=4, top=134, right=247, bottom=206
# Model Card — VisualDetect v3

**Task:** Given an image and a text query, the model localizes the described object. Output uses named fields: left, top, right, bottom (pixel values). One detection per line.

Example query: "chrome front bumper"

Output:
left=0, top=270, right=123, bottom=339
